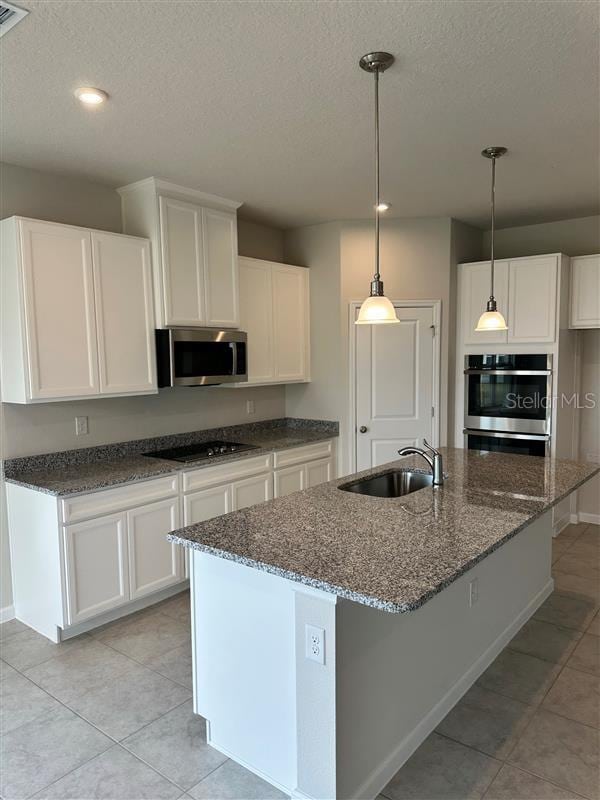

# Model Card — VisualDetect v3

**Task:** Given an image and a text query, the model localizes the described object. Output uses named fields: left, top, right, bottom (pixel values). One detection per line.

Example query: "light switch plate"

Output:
left=75, top=416, right=89, bottom=436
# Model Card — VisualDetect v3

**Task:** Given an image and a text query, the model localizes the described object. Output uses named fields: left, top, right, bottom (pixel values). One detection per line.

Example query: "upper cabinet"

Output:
left=1, top=217, right=156, bottom=404
left=238, top=257, right=310, bottom=385
left=119, top=177, right=241, bottom=329
left=458, top=254, right=563, bottom=347
left=570, top=255, right=600, bottom=329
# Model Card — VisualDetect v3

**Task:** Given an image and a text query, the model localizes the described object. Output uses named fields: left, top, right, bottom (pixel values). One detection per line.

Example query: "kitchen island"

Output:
left=169, top=448, right=599, bottom=800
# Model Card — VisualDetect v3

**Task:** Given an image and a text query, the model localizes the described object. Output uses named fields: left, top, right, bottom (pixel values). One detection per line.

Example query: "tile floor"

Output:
left=1, top=523, right=599, bottom=800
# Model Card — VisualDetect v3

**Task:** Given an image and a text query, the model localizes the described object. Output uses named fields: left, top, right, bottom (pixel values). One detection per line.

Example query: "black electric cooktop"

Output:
left=144, top=440, right=259, bottom=463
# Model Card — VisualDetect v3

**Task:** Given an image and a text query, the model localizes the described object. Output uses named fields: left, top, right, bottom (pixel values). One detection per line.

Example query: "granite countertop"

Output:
left=169, top=448, right=599, bottom=614
left=3, top=418, right=338, bottom=497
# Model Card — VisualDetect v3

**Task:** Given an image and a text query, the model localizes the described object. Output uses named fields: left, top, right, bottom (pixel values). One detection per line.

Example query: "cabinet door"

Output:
left=305, top=457, right=333, bottom=488
left=184, top=484, right=231, bottom=525
left=272, top=265, right=309, bottom=381
left=459, top=261, right=509, bottom=346
left=127, top=497, right=182, bottom=600
left=508, top=257, right=557, bottom=343
left=91, top=232, right=157, bottom=395
left=19, top=219, right=100, bottom=399
left=63, top=513, right=128, bottom=625
left=231, top=473, right=273, bottom=511
left=570, top=255, right=600, bottom=328
left=273, top=464, right=305, bottom=498
left=159, top=196, right=206, bottom=326
left=238, top=259, right=274, bottom=383
left=203, top=209, right=239, bottom=328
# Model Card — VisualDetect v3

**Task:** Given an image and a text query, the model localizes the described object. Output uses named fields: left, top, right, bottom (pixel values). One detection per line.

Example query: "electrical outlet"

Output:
left=305, top=624, right=325, bottom=665
left=469, top=578, right=479, bottom=607
left=75, top=416, right=89, bottom=436
left=246, top=400, right=255, bottom=415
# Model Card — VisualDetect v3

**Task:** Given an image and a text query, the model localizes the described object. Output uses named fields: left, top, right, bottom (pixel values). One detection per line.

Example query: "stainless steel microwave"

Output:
left=155, top=329, right=248, bottom=387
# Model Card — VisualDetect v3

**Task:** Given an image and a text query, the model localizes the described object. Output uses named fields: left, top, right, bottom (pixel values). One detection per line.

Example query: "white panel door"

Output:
left=274, top=465, right=305, bottom=498
left=356, top=306, right=435, bottom=471
left=272, top=265, right=309, bottom=381
left=19, top=219, right=100, bottom=399
left=203, top=209, right=239, bottom=328
left=91, top=232, right=156, bottom=395
left=508, top=256, right=557, bottom=343
left=460, top=261, right=509, bottom=346
left=127, top=497, right=182, bottom=600
left=184, top=484, right=231, bottom=525
left=570, top=255, right=600, bottom=328
left=231, top=473, right=273, bottom=510
left=305, top=457, right=333, bottom=488
left=238, top=258, right=274, bottom=383
left=159, top=196, right=206, bottom=326
left=64, top=512, right=128, bottom=625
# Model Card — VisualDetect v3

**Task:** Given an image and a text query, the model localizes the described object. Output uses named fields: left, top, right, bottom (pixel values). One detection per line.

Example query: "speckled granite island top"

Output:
left=169, top=448, right=599, bottom=614
left=3, top=418, right=338, bottom=496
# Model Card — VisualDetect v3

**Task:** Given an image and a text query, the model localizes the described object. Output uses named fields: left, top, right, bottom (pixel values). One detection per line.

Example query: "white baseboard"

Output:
left=354, top=579, right=554, bottom=800
left=0, top=604, right=15, bottom=623
left=553, top=515, right=572, bottom=536
left=579, top=512, right=600, bottom=526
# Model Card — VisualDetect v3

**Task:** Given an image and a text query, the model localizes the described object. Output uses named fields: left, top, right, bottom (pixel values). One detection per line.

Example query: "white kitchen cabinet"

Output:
left=0, top=217, right=157, bottom=403
left=184, top=484, right=232, bottom=525
left=238, top=257, right=310, bottom=385
left=91, top=231, right=156, bottom=394
left=127, top=497, right=183, bottom=600
left=232, top=473, right=273, bottom=510
left=508, top=256, right=557, bottom=343
left=119, top=177, right=241, bottom=329
left=458, top=260, right=509, bottom=346
left=273, top=464, right=305, bottom=497
left=305, top=457, right=334, bottom=488
left=570, top=255, right=600, bottom=328
left=273, top=441, right=336, bottom=498
left=64, top=512, right=129, bottom=625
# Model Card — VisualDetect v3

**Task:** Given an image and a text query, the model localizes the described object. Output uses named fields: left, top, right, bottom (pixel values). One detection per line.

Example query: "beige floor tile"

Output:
left=0, top=619, right=28, bottom=642
left=66, top=662, right=191, bottom=740
left=542, top=666, right=600, bottom=728
left=0, top=629, right=91, bottom=672
left=508, top=709, right=600, bottom=799
left=0, top=670, right=61, bottom=734
left=588, top=612, right=600, bottom=637
left=158, top=591, right=191, bottom=625
left=577, top=528, right=600, bottom=550
left=553, top=572, right=600, bottom=604
left=0, top=658, right=19, bottom=681
left=568, top=539, right=600, bottom=563
left=568, top=633, right=600, bottom=676
left=31, top=745, right=181, bottom=799
left=24, top=638, right=139, bottom=703
left=553, top=553, right=600, bottom=583
left=145, top=641, right=193, bottom=690
left=435, top=685, right=534, bottom=759
left=188, top=759, right=287, bottom=800
left=122, top=700, right=227, bottom=790
left=382, top=732, right=501, bottom=800
left=534, top=592, right=599, bottom=632
left=94, top=610, right=190, bottom=664
left=509, top=619, right=582, bottom=665
left=556, top=524, right=588, bottom=544
left=0, top=705, right=112, bottom=799
left=483, top=764, right=582, bottom=799
left=477, top=649, right=562, bottom=705
left=552, top=540, right=570, bottom=563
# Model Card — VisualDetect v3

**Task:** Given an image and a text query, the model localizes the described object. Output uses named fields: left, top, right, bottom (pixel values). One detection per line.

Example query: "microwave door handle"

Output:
left=230, top=341, right=237, bottom=376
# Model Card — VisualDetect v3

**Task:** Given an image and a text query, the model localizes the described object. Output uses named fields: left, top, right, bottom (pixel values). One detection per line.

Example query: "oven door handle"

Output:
left=463, top=369, right=552, bottom=376
left=463, top=429, right=550, bottom=441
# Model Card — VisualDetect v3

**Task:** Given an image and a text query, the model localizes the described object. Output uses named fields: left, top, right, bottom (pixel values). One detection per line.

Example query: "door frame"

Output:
left=348, top=299, right=442, bottom=473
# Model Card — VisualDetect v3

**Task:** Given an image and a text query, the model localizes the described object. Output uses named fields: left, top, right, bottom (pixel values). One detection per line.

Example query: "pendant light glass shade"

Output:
left=356, top=294, right=400, bottom=324
left=355, top=52, right=399, bottom=326
left=475, top=310, right=508, bottom=331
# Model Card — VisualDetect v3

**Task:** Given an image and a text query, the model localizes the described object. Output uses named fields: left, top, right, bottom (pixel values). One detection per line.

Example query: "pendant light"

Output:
left=355, top=52, right=399, bottom=325
left=475, top=146, right=508, bottom=332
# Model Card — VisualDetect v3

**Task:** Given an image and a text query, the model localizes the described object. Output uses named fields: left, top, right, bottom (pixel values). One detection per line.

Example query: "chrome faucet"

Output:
left=397, top=439, right=444, bottom=486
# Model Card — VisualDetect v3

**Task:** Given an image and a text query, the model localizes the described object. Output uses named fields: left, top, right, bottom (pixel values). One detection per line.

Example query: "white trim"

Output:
left=116, top=176, right=242, bottom=211
left=552, top=514, right=572, bottom=537
left=0, top=604, right=15, bottom=623
left=353, top=578, right=553, bottom=800
left=579, top=512, right=600, bottom=526
left=348, top=300, right=442, bottom=474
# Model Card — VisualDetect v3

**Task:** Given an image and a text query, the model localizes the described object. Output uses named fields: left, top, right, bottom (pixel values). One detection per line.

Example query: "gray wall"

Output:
left=0, top=162, right=286, bottom=613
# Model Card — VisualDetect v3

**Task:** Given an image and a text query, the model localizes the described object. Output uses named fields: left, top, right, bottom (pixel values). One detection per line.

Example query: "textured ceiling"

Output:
left=2, top=0, right=599, bottom=229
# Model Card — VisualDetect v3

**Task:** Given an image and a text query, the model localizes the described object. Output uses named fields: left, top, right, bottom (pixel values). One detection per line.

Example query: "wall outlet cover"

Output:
left=305, top=624, right=325, bottom=665
left=75, top=416, right=89, bottom=436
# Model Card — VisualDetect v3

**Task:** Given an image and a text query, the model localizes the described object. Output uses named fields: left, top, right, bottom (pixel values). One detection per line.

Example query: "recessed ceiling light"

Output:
left=375, top=202, right=391, bottom=212
left=74, top=87, right=108, bottom=106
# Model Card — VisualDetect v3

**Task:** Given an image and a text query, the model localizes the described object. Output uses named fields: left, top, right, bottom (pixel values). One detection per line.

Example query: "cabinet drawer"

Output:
left=61, top=474, right=179, bottom=524
left=273, top=440, right=333, bottom=469
left=183, top=453, right=272, bottom=493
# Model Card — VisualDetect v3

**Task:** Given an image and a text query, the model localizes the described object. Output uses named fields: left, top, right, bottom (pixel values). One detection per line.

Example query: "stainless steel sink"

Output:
left=338, top=469, right=434, bottom=498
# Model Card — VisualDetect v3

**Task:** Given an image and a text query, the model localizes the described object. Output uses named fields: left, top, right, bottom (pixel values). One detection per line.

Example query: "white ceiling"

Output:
left=2, top=0, right=599, bottom=230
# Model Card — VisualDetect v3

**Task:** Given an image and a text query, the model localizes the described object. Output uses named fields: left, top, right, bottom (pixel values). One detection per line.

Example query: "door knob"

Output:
left=359, top=425, right=368, bottom=433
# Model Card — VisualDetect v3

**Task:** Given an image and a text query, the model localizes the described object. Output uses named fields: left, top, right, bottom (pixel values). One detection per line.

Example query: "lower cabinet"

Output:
left=127, top=497, right=182, bottom=600
left=273, top=440, right=336, bottom=499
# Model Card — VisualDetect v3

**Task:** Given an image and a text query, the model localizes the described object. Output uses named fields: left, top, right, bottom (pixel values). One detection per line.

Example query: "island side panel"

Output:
left=335, top=509, right=554, bottom=800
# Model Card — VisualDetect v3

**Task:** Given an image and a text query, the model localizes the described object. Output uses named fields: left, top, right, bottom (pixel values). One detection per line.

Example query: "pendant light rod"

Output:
left=481, top=146, right=507, bottom=308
